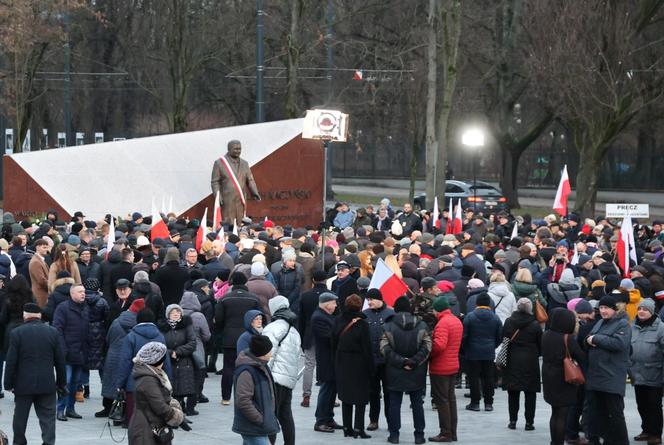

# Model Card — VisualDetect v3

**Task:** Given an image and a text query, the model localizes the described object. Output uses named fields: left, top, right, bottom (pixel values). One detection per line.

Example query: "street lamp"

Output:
left=462, top=128, right=485, bottom=212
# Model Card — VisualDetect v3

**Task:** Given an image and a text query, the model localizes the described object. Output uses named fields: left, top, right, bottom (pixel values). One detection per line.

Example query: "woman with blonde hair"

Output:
left=48, top=244, right=81, bottom=292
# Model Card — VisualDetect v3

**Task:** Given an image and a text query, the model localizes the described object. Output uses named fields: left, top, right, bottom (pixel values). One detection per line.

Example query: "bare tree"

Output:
left=525, top=0, right=664, bottom=216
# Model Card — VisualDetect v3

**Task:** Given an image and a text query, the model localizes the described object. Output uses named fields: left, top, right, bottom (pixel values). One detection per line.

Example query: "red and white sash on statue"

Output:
left=219, top=156, right=247, bottom=210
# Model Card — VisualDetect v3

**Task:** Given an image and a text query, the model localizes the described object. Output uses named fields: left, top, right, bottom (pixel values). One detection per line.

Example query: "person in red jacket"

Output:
left=428, top=294, right=463, bottom=442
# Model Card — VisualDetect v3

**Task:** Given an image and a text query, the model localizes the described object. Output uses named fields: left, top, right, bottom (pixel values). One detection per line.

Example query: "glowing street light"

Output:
left=462, top=128, right=485, bottom=211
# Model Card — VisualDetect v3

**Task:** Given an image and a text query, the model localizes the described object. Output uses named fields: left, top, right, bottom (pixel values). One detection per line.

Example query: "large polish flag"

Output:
left=150, top=198, right=170, bottom=241
left=369, top=258, right=409, bottom=307
left=553, top=165, right=571, bottom=217
left=617, top=215, right=637, bottom=277
left=195, top=208, right=208, bottom=252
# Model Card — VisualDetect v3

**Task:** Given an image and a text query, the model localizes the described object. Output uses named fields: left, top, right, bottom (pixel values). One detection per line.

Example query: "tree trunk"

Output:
left=424, top=0, right=437, bottom=209
left=285, top=0, right=302, bottom=118
left=573, top=145, right=601, bottom=217
left=499, top=147, right=520, bottom=208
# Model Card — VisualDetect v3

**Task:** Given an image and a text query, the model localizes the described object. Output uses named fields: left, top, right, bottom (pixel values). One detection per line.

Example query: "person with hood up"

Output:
left=362, top=288, right=395, bottom=431
left=262, top=295, right=302, bottom=445
left=158, top=304, right=197, bottom=416
left=82, top=278, right=109, bottom=400
left=232, top=335, right=281, bottom=444
left=128, top=342, right=185, bottom=445
left=427, top=294, right=462, bottom=442
left=333, top=294, right=374, bottom=438
left=179, top=291, right=212, bottom=408
left=585, top=295, right=631, bottom=445
left=542, top=308, right=586, bottom=445
left=462, top=292, right=502, bottom=412
left=629, top=298, right=664, bottom=445
left=502, top=298, right=542, bottom=431
left=619, top=278, right=643, bottom=322
left=380, top=296, right=432, bottom=444
left=99, top=298, right=144, bottom=418
left=487, top=272, right=517, bottom=325
left=547, top=268, right=581, bottom=313
left=117, top=309, right=170, bottom=426
left=237, top=309, right=267, bottom=354
left=512, top=268, right=547, bottom=313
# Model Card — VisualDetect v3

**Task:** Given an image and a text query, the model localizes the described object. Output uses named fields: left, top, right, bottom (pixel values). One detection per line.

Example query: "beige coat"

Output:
left=47, top=261, right=81, bottom=293
left=210, top=154, right=259, bottom=225
left=29, top=256, right=49, bottom=307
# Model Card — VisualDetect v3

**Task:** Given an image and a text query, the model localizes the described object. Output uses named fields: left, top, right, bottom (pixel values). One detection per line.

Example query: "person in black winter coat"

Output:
left=152, top=248, right=190, bottom=307
left=542, top=308, right=586, bottom=445
left=76, top=248, right=101, bottom=283
left=312, top=292, right=340, bottom=432
left=44, top=273, right=75, bottom=322
left=331, top=262, right=359, bottom=308
left=0, top=276, right=34, bottom=394
left=297, top=271, right=327, bottom=407
left=132, top=280, right=164, bottom=323
left=82, top=279, right=109, bottom=398
left=4, top=303, right=66, bottom=445
left=362, top=288, right=395, bottom=431
left=158, top=304, right=197, bottom=415
left=100, top=249, right=122, bottom=303
left=214, top=273, right=260, bottom=403
left=333, top=294, right=374, bottom=438
left=502, top=298, right=542, bottom=431
left=380, top=296, right=431, bottom=444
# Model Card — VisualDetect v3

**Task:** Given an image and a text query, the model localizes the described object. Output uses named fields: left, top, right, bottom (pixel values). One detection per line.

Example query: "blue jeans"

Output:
left=241, top=435, right=269, bottom=445
left=314, top=380, right=337, bottom=425
left=57, top=365, right=83, bottom=413
left=388, top=389, right=425, bottom=438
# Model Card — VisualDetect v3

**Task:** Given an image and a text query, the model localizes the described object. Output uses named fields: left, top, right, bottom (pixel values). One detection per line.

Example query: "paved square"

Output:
left=0, top=366, right=641, bottom=444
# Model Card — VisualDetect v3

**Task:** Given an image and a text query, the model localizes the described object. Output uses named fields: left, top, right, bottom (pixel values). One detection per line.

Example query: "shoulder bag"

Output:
left=495, top=329, right=520, bottom=369
left=534, top=299, right=548, bottom=323
left=563, top=333, right=585, bottom=385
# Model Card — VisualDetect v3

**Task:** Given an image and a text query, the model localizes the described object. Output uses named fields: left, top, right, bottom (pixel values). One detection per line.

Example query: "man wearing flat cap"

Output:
left=5, top=303, right=66, bottom=445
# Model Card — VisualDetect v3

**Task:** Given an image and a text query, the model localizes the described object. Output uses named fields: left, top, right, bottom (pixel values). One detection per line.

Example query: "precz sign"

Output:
left=605, top=203, right=650, bottom=218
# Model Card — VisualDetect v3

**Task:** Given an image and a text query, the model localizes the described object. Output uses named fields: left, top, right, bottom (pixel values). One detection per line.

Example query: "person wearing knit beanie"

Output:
left=230, top=272, right=248, bottom=286
left=637, top=298, right=656, bottom=315
left=133, top=341, right=167, bottom=366
left=366, top=288, right=383, bottom=301
left=393, top=296, right=412, bottom=313
left=249, top=335, right=273, bottom=359
left=574, top=300, right=594, bottom=316
left=598, top=295, right=617, bottom=311
left=475, top=292, right=492, bottom=308
left=516, top=297, right=533, bottom=315
left=433, top=294, right=451, bottom=312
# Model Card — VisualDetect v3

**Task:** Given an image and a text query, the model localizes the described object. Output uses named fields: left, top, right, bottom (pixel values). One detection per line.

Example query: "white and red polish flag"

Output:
left=452, top=199, right=463, bottom=234
left=432, top=196, right=441, bottom=231
left=195, top=208, right=208, bottom=252
left=105, top=216, right=115, bottom=259
left=445, top=198, right=454, bottom=235
left=617, top=215, right=637, bottom=278
left=553, top=165, right=571, bottom=217
left=368, top=258, right=409, bottom=307
left=213, top=191, right=222, bottom=232
left=150, top=198, right=170, bottom=241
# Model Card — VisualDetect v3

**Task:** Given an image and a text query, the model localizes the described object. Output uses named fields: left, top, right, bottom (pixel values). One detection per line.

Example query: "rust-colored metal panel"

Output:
left=182, top=135, right=324, bottom=227
left=3, top=156, right=71, bottom=220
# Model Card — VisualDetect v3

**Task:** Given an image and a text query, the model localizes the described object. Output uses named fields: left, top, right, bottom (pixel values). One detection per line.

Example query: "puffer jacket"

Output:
left=85, top=290, right=109, bottom=370
left=117, top=322, right=170, bottom=393
left=44, top=277, right=75, bottom=322
left=547, top=268, right=581, bottom=308
left=380, top=311, right=431, bottom=392
left=488, top=281, right=516, bottom=324
left=462, top=307, right=502, bottom=361
left=513, top=280, right=547, bottom=306
left=429, top=309, right=463, bottom=375
left=262, top=296, right=302, bottom=389
left=629, top=313, right=664, bottom=387
left=586, top=312, right=631, bottom=396
left=363, top=304, right=395, bottom=365
left=273, top=266, right=303, bottom=307
left=179, top=292, right=211, bottom=364
left=102, top=310, right=137, bottom=399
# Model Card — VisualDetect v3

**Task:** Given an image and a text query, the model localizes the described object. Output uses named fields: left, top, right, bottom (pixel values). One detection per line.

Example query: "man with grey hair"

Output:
left=210, top=139, right=261, bottom=225
left=182, top=248, right=202, bottom=272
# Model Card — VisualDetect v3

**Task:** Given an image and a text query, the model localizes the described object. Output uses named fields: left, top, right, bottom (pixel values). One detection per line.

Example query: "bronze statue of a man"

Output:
left=211, top=140, right=261, bottom=225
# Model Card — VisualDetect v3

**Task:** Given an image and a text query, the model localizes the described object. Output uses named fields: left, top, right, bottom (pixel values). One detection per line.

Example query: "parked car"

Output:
left=413, top=180, right=509, bottom=214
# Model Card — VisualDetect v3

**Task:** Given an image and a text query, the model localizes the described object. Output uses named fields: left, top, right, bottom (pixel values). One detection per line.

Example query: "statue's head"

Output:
left=227, top=140, right=242, bottom=159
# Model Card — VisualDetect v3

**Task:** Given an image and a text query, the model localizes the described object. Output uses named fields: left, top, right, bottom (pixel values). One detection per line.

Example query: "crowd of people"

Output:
left=0, top=202, right=663, bottom=445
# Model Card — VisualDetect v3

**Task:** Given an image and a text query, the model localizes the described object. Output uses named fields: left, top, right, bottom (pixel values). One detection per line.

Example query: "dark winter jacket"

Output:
left=363, top=304, right=395, bottom=365
left=44, top=277, right=75, bottom=322
left=100, top=250, right=122, bottom=302
left=77, top=258, right=101, bottom=284
left=331, top=276, right=358, bottom=308
left=462, top=252, right=487, bottom=283
left=502, top=311, right=542, bottom=393
left=214, top=285, right=260, bottom=350
left=311, top=307, right=336, bottom=382
left=4, top=319, right=67, bottom=395
left=297, top=283, right=327, bottom=349
left=586, top=312, right=631, bottom=396
left=462, top=307, right=502, bottom=361
left=380, top=312, right=431, bottom=392
left=333, top=310, right=374, bottom=404
left=117, top=323, right=169, bottom=393
left=52, top=298, right=90, bottom=366
left=232, top=350, right=280, bottom=437
left=236, top=309, right=267, bottom=354
left=273, top=266, right=303, bottom=307
left=85, top=290, right=110, bottom=370
left=152, top=261, right=190, bottom=307
left=158, top=315, right=197, bottom=396
left=102, top=310, right=137, bottom=399
left=542, top=308, right=586, bottom=407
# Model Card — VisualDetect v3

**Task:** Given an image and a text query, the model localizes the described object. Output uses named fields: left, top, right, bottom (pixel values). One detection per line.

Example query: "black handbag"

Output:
left=108, top=390, right=126, bottom=423
left=152, top=425, right=174, bottom=443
